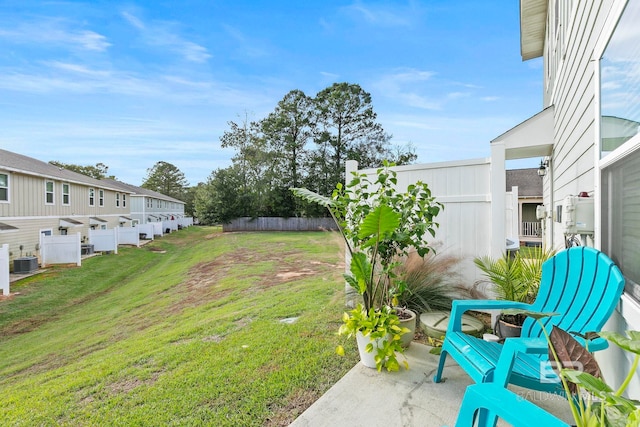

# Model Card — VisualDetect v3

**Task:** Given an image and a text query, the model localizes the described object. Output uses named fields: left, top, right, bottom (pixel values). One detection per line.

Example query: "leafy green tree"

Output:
left=141, top=161, right=189, bottom=200
left=310, top=82, right=391, bottom=195
left=195, top=166, right=250, bottom=224
left=49, top=161, right=113, bottom=179
left=261, top=89, right=315, bottom=215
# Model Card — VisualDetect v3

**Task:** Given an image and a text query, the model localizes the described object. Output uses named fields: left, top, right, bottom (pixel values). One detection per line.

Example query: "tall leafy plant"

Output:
left=292, top=161, right=443, bottom=312
left=292, top=162, right=443, bottom=371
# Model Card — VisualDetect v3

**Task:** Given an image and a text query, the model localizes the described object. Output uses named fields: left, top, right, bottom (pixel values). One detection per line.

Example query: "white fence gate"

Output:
left=89, top=228, right=118, bottom=254
left=0, top=243, right=9, bottom=295
left=41, top=233, right=81, bottom=267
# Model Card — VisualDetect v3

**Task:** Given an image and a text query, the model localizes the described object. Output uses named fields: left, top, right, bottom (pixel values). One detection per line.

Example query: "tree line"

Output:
left=194, top=82, right=416, bottom=224
left=50, top=82, right=416, bottom=224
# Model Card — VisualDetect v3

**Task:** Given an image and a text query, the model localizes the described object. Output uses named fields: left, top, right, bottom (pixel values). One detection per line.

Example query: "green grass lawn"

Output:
left=0, top=226, right=358, bottom=426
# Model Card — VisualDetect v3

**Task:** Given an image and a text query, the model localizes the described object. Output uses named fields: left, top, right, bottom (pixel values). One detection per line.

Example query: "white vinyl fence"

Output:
left=117, top=226, right=140, bottom=247
left=178, top=217, right=194, bottom=228
left=349, top=158, right=495, bottom=288
left=151, top=222, right=164, bottom=237
left=41, top=233, right=81, bottom=267
left=1, top=244, right=9, bottom=295
left=137, top=223, right=155, bottom=240
left=89, top=228, right=118, bottom=254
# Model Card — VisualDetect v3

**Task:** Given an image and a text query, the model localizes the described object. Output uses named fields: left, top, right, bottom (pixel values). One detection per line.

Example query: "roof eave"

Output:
left=520, top=0, right=547, bottom=61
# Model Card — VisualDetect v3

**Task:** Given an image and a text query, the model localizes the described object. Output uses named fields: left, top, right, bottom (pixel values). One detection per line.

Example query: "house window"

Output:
left=45, top=180, right=54, bottom=204
left=600, top=1, right=640, bottom=302
left=122, top=193, right=127, bottom=208
left=62, top=183, right=70, bottom=205
left=601, top=148, right=640, bottom=302
left=0, top=173, right=8, bottom=202
left=89, top=188, right=95, bottom=206
left=99, top=189, right=104, bottom=207
left=600, top=2, right=640, bottom=158
left=116, top=193, right=120, bottom=208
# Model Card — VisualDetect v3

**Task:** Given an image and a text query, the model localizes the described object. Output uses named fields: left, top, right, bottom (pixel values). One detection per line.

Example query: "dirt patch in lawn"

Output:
left=265, top=388, right=320, bottom=427
left=168, top=248, right=342, bottom=314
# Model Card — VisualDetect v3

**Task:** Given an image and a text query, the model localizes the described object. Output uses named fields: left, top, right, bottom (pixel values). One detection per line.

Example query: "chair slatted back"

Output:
left=521, top=247, right=624, bottom=339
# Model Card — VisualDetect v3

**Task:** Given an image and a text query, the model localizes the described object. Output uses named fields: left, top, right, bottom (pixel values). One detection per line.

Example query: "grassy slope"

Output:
left=0, top=227, right=357, bottom=426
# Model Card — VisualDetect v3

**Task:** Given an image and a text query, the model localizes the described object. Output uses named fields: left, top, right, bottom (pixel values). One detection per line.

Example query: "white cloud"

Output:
left=341, top=1, right=420, bottom=27
left=372, top=68, right=441, bottom=110
left=0, top=19, right=110, bottom=51
left=121, top=11, right=212, bottom=63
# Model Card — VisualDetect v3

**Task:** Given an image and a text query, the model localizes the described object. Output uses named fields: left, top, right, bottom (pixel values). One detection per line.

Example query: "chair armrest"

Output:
left=492, top=337, right=549, bottom=386
left=448, top=300, right=533, bottom=332
left=575, top=336, right=609, bottom=352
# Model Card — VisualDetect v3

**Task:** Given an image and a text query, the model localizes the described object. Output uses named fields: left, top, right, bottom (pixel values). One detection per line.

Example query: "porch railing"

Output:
left=522, top=221, right=541, bottom=237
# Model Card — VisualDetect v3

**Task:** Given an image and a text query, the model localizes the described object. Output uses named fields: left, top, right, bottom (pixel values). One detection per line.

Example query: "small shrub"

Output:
left=395, top=250, right=467, bottom=314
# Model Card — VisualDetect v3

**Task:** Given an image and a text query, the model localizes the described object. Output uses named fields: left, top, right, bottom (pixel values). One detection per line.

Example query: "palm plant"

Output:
left=474, top=246, right=555, bottom=332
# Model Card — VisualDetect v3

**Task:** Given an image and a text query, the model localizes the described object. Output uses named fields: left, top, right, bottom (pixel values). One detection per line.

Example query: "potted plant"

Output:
left=292, top=161, right=443, bottom=370
left=530, top=313, right=640, bottom=426
left=473, top=246, right=554, bottom=337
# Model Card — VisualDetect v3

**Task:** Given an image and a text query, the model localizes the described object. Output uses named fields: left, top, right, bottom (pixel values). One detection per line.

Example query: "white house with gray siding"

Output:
left=101, top=179, right=185, bottom=225
left=0, top=149, right=134, bottom=267
left=492, top=0, right=640, bottom=393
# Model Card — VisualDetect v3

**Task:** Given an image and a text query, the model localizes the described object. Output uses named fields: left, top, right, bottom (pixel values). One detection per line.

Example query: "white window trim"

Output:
left=99, top=189, right=104, bottom=207
left=89, top=188, right=95, bottom=207
left=62, top=182, right=71, bottom=206
left=595, top=1, right=640, bottom=314
left=45, top=180, right=55, bottom=205
left=0, top=171, right=9, bottom=203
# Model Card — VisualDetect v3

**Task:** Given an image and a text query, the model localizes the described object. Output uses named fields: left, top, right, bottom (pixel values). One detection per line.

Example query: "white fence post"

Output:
left=75, top=232, right=81, bottom=266
left=0, top=243, right=9, bottom=296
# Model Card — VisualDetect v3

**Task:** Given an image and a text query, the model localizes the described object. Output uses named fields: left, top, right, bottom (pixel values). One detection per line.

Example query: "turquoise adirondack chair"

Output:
left=434, top=246, right=625, bottom=394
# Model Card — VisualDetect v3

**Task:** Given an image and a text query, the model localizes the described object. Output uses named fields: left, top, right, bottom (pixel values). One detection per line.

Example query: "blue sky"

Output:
left=0, top=0, right=543, bottom=186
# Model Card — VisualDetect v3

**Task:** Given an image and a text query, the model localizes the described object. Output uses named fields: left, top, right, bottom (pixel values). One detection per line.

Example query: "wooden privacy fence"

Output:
left=223, top=217, right=338, bottom=232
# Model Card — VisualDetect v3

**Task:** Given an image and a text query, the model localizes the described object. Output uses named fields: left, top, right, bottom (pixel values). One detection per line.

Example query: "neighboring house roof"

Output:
left=520, top=0, right=547, bottom=60
left=506, top=168, right=542, bottom=197
left=101, top=178, right=185, bottom=204
left=0, top=149, right=129, bottom=193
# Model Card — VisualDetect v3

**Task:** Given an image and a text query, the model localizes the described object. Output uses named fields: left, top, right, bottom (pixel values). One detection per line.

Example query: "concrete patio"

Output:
left=290, top=342, right=574, bottom=427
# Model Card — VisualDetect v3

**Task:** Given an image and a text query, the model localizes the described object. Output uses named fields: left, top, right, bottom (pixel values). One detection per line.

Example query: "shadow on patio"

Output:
left=290, top=342, right=573, bottom=427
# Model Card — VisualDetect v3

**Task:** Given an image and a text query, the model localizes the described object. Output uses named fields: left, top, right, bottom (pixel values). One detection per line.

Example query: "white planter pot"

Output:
left=397, top=308, right=417, bottom=348
left=355, top=331, right=388, bottom=368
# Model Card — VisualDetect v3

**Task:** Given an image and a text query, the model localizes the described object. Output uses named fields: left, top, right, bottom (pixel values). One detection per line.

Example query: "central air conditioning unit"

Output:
left=13, top=256, right=38, bottom=274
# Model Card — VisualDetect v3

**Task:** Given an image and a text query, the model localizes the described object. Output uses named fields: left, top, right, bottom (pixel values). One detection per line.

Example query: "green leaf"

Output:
left=599, top=331, right=640, bottom=355
left=358, top=204, right=400, bottom=242
left=562, top=370, right=612, bottom=397
left=335, top=346, right=345, bottom=356
left=290, top=187, right=333, bottom=207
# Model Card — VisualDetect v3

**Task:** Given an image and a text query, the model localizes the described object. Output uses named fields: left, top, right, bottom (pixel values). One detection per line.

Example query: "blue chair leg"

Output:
left=433, top=349, right=448, bottom=383
left=454, top=384, right=570, bottom=427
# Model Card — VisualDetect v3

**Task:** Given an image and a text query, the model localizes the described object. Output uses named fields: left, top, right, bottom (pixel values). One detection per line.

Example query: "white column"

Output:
left=0, top=244, right=9, bottom=296
left=491, top=142, right=506, bottom=257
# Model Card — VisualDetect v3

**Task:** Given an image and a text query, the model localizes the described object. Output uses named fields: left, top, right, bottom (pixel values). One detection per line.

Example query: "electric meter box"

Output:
left=562, top=195, right=594, bottom=234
